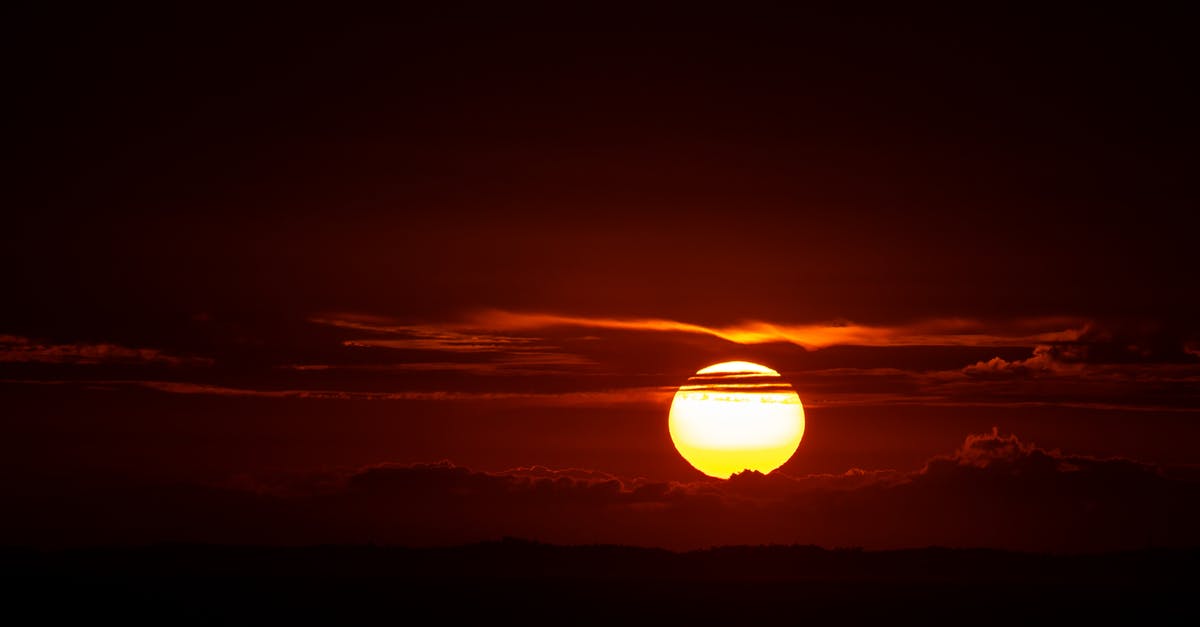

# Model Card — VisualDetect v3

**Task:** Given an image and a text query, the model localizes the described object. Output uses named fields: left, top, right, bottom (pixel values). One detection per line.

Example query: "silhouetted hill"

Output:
left=4, top=539, right=1198, bottom=583
left=2, top=541, right=1197, bottom=624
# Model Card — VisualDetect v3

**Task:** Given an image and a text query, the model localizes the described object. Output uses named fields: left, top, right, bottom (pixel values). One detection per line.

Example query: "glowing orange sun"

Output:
left=668, top=361, right=805, bottom=479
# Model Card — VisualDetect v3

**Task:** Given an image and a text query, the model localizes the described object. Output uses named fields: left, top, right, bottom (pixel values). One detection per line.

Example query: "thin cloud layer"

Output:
left=310, top=313, right=594, bottom=371
left=4, top=315, right=1194, bottom=417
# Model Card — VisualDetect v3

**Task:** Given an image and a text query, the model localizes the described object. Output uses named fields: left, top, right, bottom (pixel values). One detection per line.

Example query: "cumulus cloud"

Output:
left=7, top=430, right=1197, bottom=552
left=962, top=345, right=1087, bottom=377
left=0, top=335, right=211, bottom=366
left=964, top=321, right=1200, bottom=378
left=950, top=323, right=1200, bottom=412
left=921, top=428, right=1168, bottom=480
left=937, top=427, right=1039, bottom=467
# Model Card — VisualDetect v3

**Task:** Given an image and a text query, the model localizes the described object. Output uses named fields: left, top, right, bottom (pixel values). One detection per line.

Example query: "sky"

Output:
left=4, top=6, right=1199, bottom=551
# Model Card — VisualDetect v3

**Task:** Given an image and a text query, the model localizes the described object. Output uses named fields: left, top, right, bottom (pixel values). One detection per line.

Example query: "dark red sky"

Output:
left=4, top=6, right=1199, bottom=550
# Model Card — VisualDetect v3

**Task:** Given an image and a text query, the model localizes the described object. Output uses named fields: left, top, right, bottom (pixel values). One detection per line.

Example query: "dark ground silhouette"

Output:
left=2, top=540, right=1196, bottom=625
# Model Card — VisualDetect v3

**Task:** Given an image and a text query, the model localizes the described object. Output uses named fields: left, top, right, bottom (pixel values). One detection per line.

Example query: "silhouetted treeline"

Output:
left=2, top=540, right=1197, bottom=625
left=3, top=538, right=1198, bottom=583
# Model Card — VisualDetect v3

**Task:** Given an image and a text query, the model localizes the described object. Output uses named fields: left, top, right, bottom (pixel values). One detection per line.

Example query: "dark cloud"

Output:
left=0, top=335, right=212, bottom=366
left=963, top=320, right=1200, bottom=378
left=962, top=345, right=1085, bottom=377
left=6, top=430, right=1196, bottom=552
left=1072, top=321, right=1200, bottom=365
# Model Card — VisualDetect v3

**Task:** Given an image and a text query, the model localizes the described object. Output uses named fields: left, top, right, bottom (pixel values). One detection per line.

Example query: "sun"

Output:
left=668, top=361, right=805, bottom=479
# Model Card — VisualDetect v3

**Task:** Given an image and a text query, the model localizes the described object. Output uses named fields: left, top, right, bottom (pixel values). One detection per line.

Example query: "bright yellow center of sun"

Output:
left=668, top=361, right=805, bottom=479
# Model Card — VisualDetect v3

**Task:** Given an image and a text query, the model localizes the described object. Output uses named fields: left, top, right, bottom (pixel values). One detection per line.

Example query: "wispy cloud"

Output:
left=466, top=310, right=1090, bottom=348
left=280, top=354, right=597, bottom=375
left=0, top=335, right=212, bottom=366
left=0, top=378, right=675, bottom=405
left=310, top=313, right=594, bottom=370
left=312, top=311, right=1089, bottom=351
left=311, top=314, right=539, bottom=352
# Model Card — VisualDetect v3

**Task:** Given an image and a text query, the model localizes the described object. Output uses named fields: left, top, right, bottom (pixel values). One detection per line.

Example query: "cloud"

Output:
left=778, top=359, right=1200, bottom=413
left=280, top=354, right=596, bottom=375
left=938, top=324, right=1200, bottom=411
left=965, top=321, right=1200, bottom=377
left=308, top=313, right=595, bottom=371
left=962, top=345, right=1087, bottom=377
left=0, top=335, right=212, bottom=366
left=288, top=313, right=1199, bottom=413
left=0, top=378, right=675, bottom=405
left=321, top=430, right=1197, bottom=555
left=929, top=427, right=1049, bottom=469
left=312, top=311, right=1089, bottom=351
left=6, top=316, right=1192, bottom=416
left=7, top=430, right=1197, bottom=552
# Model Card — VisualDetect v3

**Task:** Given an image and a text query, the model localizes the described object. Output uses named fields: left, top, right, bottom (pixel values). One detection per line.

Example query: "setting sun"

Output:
left=668, top=361, right=806, bottom=479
